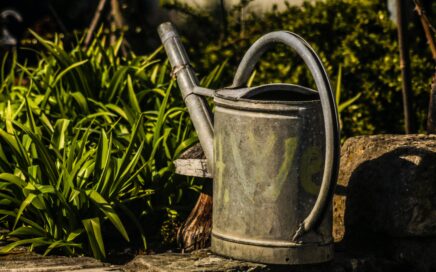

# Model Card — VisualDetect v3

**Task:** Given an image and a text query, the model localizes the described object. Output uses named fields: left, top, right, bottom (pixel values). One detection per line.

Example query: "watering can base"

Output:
left=211, top=234, right=333, bottom=265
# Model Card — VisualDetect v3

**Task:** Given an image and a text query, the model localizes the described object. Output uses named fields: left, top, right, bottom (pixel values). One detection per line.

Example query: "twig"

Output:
left=396, top=0, right=415, bottom=133
left=413, top=0, right=436, bottom=133
left=414, top=0, right=436, bottom=60
left=427, top=70, right=436, bottom=133
left=110, top=0, right=124, bottom=29
left=109, top=0, right=129, bottom=56
left=85, top=0, right=108, bottom=47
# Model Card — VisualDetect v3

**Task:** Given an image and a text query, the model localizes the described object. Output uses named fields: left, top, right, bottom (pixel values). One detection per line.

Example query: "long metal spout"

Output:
left=158, top=22, right=214, bottom=172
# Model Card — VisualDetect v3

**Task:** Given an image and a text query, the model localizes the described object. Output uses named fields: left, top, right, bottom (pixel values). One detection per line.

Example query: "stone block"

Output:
left=333, top=134, right=436, bottom=241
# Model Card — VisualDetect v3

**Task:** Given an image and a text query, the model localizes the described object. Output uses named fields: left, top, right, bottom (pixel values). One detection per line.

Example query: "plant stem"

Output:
left=396, top=0, right=415, bottom=133
left=85, top=0, right=108, bottom=47
left=414, top=0, right=436, bottom=60
left=413, top=0, right=436, bottom=133
left=110, top=0, right=124, bottom=46
left=427, top=69, right=436, bottom=133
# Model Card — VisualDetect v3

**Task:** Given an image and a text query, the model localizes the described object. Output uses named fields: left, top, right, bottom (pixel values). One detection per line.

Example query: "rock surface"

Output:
left=0, top=248, right=430, bottom=272
left=333, top=134, right=436, bottom=241
left=122, top=249, right=419, bottom=272
left=0, top=251, right=117, bottom=272
left=123, top=250, right=269, bottom=272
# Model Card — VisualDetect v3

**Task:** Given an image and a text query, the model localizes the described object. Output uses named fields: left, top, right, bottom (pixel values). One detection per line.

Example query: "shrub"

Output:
left=0, top=31, right=201, bottom=259
left=171, top=0, right=435, bottom=136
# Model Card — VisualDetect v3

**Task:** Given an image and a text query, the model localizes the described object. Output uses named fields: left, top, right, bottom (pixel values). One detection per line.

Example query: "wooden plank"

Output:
left=174, top=159, right=212, bottom=178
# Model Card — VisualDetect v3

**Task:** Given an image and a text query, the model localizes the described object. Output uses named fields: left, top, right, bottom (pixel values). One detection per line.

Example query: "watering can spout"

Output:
left=158, top=22, right=215, bottom=172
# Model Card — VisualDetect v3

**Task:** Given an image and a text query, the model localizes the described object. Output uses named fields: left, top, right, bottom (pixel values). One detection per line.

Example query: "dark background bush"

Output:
left=171, top=0, right=436, bottom=137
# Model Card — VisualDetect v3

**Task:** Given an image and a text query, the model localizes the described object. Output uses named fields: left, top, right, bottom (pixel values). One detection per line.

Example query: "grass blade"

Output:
left=82, top=217, right=105, bottom=259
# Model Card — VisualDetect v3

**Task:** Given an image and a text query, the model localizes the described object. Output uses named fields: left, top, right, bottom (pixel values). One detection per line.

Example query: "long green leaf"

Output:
left=335, top=65, right=342, bottom=106
left=153, top=81, right=173, bottom=147
left=126, top=75, right=141, bottom=116
left=173, top=137, right=199, bottom=159
left=0, top=209, right=46, bottom=233
left=9, top=226, right=47, bottom=238
left=107, top=66, right=129, bottom=102
left=13, top=193, right=37, bottom=229
left=0, top=237, right=50, bottom=254
left=86, top=190, right=129, bottom=242
left=82, top=217, right=105, bottom=259
left=0, top=173, right=26, bottom=188
left=51, top=119, right=70, bottom=150
left=338, top=93, right=361, bottom=113
left=51, top=60, right=89, bottom=87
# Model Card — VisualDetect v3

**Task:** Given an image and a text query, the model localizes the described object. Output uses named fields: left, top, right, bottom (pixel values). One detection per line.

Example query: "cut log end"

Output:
left=177, top=192, right=213, bottom=252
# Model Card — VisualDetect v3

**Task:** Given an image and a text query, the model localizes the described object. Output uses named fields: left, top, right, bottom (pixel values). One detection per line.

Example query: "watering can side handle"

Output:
left=232, top=31, right=340, bottom=241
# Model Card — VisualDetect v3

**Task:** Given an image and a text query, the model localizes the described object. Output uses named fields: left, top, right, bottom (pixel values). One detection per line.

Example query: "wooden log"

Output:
left=176, top=184, right=212, bottom=252
left=174, top=143, right=213, bottom=252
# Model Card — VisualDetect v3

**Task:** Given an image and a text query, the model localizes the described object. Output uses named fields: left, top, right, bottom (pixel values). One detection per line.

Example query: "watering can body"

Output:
left=158, top=22, right=339, bottom=265
left=213, top=86, right=333, bottom=264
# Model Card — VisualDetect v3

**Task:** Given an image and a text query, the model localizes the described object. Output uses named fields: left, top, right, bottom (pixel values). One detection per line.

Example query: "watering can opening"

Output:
left=216, top=83, right=319, bottom=103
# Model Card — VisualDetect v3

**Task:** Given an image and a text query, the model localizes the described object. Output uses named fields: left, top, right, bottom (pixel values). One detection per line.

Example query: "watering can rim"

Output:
left=215, top=83, right=320, bottom=105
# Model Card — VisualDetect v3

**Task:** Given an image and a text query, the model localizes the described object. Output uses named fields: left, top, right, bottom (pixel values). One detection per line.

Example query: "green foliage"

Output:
left=178, top=0, right=435, bottom=136
left=0, top=31, right=199, bottom=259
left=335, top=65, right=362, bottom=132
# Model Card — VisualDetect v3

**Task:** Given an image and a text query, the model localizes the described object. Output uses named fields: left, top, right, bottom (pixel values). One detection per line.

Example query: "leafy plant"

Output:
left=335, top=66, right=361, bottom=131
left=0, top=30, right=199, bottom=259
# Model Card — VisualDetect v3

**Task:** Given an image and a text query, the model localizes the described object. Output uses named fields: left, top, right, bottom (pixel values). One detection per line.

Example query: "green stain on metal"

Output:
left=247, top=130, right=277, bottom=160
left=229, top=132, right=247, bottom=183
left=229, top=131, right=278, bottom=199
left=300, top=146, right=323, bottom=195
left=224, top=189, right=229, bottom=203
left=215, top=134, right=225, bottom=184
left=262, top=137, right=298, bottom=200
left=215, top=133, right=225, bottom=199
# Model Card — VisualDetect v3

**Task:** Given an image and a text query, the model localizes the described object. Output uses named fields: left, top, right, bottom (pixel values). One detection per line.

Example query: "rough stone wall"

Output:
left=334, top=134, right=436, bottom=241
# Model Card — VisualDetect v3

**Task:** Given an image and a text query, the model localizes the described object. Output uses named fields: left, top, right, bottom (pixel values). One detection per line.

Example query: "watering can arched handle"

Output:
left=231, top=31, right=340, bottom=241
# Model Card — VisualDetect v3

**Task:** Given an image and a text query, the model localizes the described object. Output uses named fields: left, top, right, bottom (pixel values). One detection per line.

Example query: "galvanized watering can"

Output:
left=158, top=22, right=340, bottom=265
